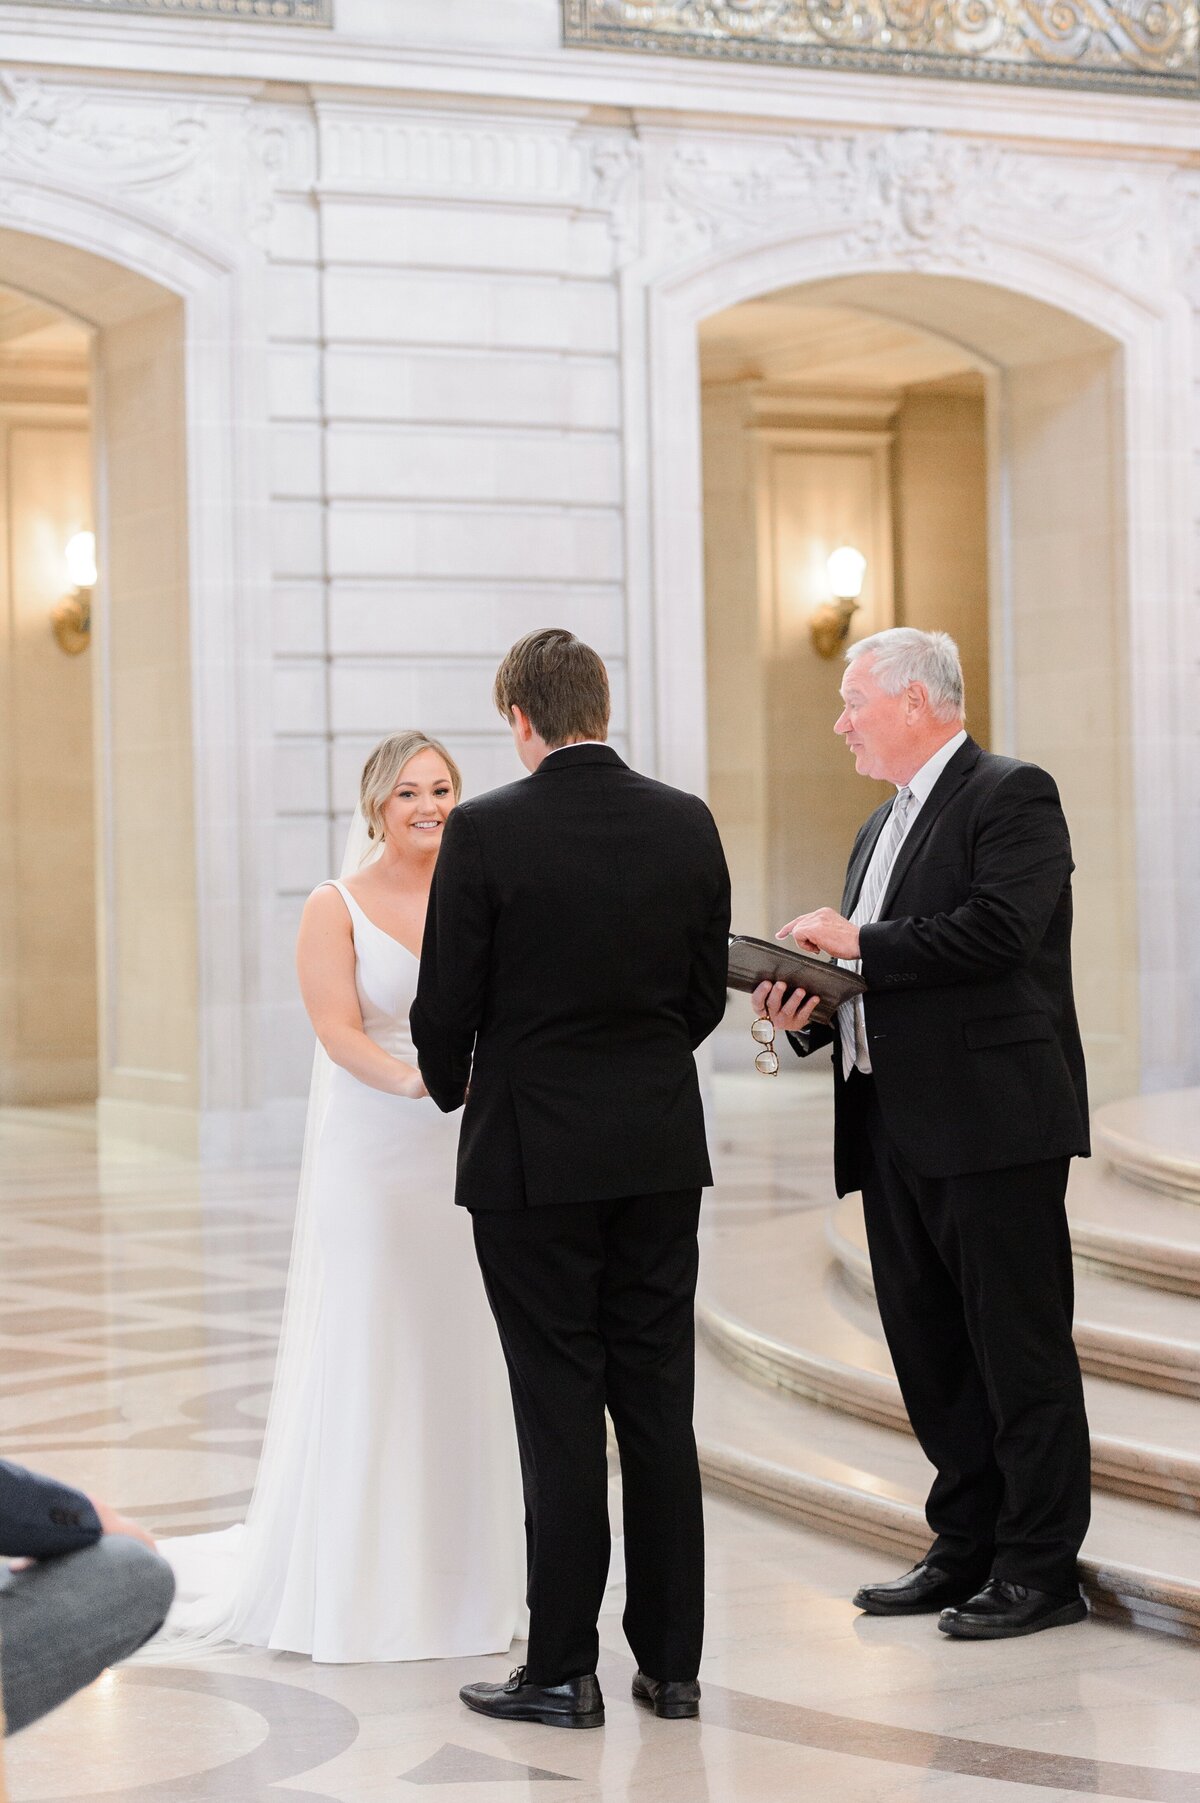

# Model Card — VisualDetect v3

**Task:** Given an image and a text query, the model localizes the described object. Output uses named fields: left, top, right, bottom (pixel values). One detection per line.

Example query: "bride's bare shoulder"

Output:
left=299, top=881, right=352, bottom=933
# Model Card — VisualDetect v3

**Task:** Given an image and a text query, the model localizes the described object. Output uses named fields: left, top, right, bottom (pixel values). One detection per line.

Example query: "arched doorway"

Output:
left=0, top=249, right=197, bottom=1148
left=0, top=204, right=269, bottom=1157
left=699, top=292, right=993, bottom=958
left=0, top=286, right=96, bottom=1108
left=640, top=258, right=1185, bottom=1106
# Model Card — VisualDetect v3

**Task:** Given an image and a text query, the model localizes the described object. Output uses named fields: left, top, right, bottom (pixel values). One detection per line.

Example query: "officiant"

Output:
left=756, top=627, right=1092, bottom=1642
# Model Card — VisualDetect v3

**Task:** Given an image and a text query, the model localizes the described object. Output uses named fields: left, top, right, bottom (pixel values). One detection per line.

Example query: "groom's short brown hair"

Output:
left=493, top=629, right=610, bottom=747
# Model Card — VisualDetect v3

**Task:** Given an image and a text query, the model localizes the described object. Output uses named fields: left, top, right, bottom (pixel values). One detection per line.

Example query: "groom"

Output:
left=412, top=628, right=730, bottom=1729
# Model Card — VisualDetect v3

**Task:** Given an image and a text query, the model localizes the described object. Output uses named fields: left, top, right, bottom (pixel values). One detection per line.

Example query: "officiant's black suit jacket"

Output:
left=411, top=744, right=731, bottom=1210
left=794, top=736, right=1090, bottom=1194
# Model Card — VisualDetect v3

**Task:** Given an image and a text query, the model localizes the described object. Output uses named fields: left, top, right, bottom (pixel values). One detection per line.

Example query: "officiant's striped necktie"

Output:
left=837, top=785, right=915, bottom=1081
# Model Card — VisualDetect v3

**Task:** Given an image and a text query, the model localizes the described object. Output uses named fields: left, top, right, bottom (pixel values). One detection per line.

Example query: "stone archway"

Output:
left=631, top=224, right=1195, bottom=1098
left=0, top=188, right=271, bottom=1157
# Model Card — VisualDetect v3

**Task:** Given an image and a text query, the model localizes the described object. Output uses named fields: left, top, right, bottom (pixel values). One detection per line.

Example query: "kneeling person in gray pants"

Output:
left=0, top=1458, right=174, bottom=1735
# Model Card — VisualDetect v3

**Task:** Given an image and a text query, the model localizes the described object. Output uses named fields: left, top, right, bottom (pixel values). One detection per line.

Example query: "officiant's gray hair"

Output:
left=846, top=628, right=965, bottom=724
left=360, top=731, right=463, bottom=841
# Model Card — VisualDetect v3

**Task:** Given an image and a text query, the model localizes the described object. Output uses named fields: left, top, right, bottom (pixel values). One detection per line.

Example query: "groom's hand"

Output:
left=751, top=981, right=820, bottom=1034
left=777, top=908, right=860, bottom=960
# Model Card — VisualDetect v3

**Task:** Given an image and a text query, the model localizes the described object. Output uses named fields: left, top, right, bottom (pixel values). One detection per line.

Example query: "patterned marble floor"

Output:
left=3, top=1079, right=1200, bottom=1802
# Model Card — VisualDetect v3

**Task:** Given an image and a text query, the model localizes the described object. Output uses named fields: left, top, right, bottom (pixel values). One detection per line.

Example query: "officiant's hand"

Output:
left=751, top=981, right=821, bottom=1034
left=777, top=908, right=860, bottom=960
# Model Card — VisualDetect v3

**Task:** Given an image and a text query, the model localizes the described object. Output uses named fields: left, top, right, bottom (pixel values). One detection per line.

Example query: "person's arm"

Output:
left=684, top=813, right=733, bottom=1050
left=859, top=766, right=1072, bottom=990
left=787, top=1019, right=835, bottom=1060
left=0, top=1461, right=101, bottom=1562
left=411, top=808, right=494, bottom=1113
left=0, top=1460, right=159, bottom=1575
left=296, top=887, right=426, bottom=1098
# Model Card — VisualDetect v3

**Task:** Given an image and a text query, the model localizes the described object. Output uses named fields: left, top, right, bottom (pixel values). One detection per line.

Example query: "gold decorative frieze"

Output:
left=563, top=0, right=1199, bottom=95
left=6, top=0, right=331, bottom=21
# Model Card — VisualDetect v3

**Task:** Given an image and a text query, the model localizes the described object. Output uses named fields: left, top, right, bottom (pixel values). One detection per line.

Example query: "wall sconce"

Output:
left=810, top=545, right=866, bottom=660
left=51, top=531, right=97, bottom=656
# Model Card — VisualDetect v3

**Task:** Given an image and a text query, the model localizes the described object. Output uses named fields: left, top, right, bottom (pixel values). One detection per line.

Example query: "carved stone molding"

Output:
left=563, top=0, right=1199, bottom=97
left=1168, top=171, right=1200, bottom=305
left=654, top=128, right=1154, bottom=282
left=6, top=0, right=330, bottom=20
left=315, top=112, right=590, bottom=202
left=0, top=73, right=216, bottom=213
left=312, top=108, right=641, bottom=261
left=586, top=134, right=642, bottom=263
left=0, top=73, right=307, bottom=245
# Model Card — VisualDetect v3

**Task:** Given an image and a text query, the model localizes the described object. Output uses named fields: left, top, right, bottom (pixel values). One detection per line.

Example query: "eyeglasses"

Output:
left=751, top=1013, right=779, bottom=1077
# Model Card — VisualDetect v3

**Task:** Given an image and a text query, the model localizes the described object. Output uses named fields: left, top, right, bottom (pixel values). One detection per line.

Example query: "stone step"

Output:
left=693, top=1340, right=1200, bottom=1640
left=1092, top=1089, right=1200, bottom=1202
left=1066, top=1157, right=1200, bottom=1296
left=698, top=1210, right=1200, bottom=1513
left=829, top=1192, right=1200, bottom=1398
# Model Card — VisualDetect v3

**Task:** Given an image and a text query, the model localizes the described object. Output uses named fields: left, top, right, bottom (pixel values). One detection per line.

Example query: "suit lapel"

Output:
left=878, top=737, right=980, bottom=917
left=842, top=807, right=891, bottom=915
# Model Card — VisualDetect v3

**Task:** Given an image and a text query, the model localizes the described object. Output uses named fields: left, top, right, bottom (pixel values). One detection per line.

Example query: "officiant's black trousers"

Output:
left=472, top=1189, right=704, bottom=1687
left=853, top=1075, right=1091, bottom=1597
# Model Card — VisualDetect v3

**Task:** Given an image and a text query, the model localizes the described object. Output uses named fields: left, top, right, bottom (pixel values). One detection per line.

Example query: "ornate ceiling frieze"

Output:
left=5, top=0, right=330, bottom=21
left=563, top=0, right=1199, bottom=96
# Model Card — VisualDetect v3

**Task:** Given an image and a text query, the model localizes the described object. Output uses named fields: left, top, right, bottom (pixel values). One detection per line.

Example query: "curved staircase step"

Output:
left=699, top=1210, right=1200, bottom=1513
left=829, top=1192, right=1200, bottom=1398
left=694, top=1341, right=1200, bottom=1640
left=1066, top=1158, right=1200, bottom=1295
left=1093, top=1089, right=1200, bottom=1201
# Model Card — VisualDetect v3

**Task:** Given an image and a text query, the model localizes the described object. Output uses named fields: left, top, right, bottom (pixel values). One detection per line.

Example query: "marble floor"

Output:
left=4, top=1082, right=1200, bottom=1802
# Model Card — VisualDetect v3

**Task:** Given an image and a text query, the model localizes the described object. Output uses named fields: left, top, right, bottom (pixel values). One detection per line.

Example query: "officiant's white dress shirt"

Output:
left=848, top=727, right=967, bottom=1075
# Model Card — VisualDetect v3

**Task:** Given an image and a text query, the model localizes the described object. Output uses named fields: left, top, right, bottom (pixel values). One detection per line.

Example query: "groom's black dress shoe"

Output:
left=853, top=1561, right=981, bottom=1616
left=632, top=1672, right=700, bottom=1719
left=459, top=1666, right=604, bottom=1729
left=939, top=1579, right=1087, bottom=1639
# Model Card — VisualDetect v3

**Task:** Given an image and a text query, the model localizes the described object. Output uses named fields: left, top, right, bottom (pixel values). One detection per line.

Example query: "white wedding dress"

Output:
left=150, top=871, right=527, bottom=1663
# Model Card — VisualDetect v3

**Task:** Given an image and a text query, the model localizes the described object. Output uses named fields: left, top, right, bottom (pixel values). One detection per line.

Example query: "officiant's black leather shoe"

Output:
left=632, top=1672, right=700, bottom=1719
left=459, top=1666, right=604, bottom=1729
left=938, top=1579, right=1088, bottom=1640
left=853, top=1561, right=981, bottom=1616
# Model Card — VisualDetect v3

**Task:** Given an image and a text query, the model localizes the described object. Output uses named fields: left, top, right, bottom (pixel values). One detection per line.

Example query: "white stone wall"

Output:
left=262, top=98, right=629, bottom=1101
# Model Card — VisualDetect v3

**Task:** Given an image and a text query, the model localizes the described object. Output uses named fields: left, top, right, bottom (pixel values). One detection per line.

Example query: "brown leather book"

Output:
left=726, top=934, right=866, bottom=1027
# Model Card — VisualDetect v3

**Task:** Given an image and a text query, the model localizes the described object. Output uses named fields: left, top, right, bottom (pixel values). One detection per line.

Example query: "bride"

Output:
left=154, top=731, right=526, bottom=1662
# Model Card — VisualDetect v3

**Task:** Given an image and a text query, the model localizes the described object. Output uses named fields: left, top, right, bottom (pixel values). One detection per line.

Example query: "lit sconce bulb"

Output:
left=811, top=545, right=868, bottom=660
left=65, top=530, right=98, bottom=590
left=826, top=545, right=867, bottom=602
left=52, top=532, right=97, bottom=655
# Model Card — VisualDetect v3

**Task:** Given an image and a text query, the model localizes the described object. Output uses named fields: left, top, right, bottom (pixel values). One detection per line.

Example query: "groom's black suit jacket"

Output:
left=411, top=744, right=731, bottom=1211
left=793, top=737, right=1090, bottom=1195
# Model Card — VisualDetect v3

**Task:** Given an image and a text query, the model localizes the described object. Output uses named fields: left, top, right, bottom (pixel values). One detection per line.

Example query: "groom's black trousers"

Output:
left=472, top=1189, right=704, bottom=1687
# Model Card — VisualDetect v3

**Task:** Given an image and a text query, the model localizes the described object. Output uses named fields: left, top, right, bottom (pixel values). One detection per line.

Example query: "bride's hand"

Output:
left=395, top=1063, right=428, bottom=1100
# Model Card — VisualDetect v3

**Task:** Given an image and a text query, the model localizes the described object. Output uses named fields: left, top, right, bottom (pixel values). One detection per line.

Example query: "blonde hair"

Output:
left=360, top=732, right=463, bottom=842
